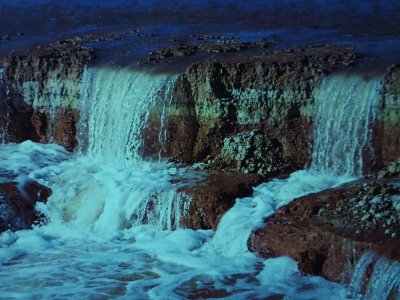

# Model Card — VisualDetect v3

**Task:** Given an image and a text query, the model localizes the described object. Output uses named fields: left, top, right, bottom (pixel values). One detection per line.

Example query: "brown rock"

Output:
left=370, top=64, right=400, bottom=173
left=0, top=181, right=52, bottom=232
left=248, top=179, right=400, bottom=282
left=53, top=107, right=79, bottom=151
left=180, top=172, right=263, bottom=229
left=0, top=39, right=93, bottom=150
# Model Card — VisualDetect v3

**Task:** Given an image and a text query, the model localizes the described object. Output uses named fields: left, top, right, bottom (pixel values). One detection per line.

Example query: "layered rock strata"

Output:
left=146, top=45, right=360, bottom=176
left=0, top=40, right=95, bottom=150
left=373, top=64, right=400, bottom=171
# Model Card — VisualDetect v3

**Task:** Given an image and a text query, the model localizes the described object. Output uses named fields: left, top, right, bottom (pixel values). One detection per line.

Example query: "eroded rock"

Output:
left=248, top=179, right=400, bottom=282
left=180, top=172, right=263, bottom=229
left=150, top=44, right=359, bottom=176
left=0, top=39, right=94, bottom=149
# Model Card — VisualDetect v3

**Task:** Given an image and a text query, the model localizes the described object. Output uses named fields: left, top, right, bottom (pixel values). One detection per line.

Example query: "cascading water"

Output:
left=209, top=74, right=382, bottom=256
left=38, top=67, right=191, bottom=233
left=0, top=69, right=383, bottom=299
left=347, top=252, right=400, bottom=299
left=310, top=75, right=382, bottom=176
left=77, top=68, right=176, bottom=164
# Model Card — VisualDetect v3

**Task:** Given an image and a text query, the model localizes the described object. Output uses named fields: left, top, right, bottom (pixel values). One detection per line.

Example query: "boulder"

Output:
left=0, top=181, right=52, bottom=232
left=180, top=172, right=263, bottom=229
left=248, top=179, right=400, bottom=282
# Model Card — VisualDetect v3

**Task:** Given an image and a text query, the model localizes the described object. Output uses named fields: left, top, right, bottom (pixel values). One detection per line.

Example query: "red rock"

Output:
left=53, top=107, right=79, bottom=151
left=180, top=172, right=263, bottom=229
left=248, top=179, right=400, bottom=282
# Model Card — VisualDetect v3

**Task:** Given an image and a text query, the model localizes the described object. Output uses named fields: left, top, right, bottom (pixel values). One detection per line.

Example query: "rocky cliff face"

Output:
left=142, top=45, right=359, bottom=177
left=373, top=64, right=400, bottom=170
left=0, top=40, right=95, bottom=150
left=3, top=42, right=398, bottom=178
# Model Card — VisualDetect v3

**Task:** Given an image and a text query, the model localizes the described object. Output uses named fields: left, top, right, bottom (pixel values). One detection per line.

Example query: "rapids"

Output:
left=0, top=67, right=384, bottom=299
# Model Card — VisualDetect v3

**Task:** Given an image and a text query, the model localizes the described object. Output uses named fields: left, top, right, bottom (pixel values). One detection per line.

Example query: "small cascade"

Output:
left=347, top=252, right=400, bottom=299
left=131, top=190, right=192, bottom=230
left=310, top=75, right=382, bottom=176
left=347, top=251, right=377, bottom=298
left=0, top=68, right=4, bottom=84
left=77, top=67, right=176, bottom=166
left=0, top=113, right=9, bottom=144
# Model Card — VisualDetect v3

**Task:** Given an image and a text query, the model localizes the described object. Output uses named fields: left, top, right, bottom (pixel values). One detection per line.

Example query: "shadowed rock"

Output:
left=0, top=181, right=52, bottom=232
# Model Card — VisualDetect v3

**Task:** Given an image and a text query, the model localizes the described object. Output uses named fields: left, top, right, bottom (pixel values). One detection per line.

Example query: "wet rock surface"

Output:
left=0, top=39, right=94, bottom=149
left=248, top=179, right=400, bottom=282
left=372, top=64, right=400, bottom=172
left=148, top=44, right=359, bottom=176
left=0, top=181, right=52, bottom=233
left=142, top=37, right=275, bottom=65
left=372, top=157, right=400, bottom=179
left=180, top=172, right=263, bottom=230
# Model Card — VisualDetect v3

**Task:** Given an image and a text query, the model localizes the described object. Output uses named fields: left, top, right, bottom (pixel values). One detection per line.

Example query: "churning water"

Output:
left=0, top=68, right=385, bottom=299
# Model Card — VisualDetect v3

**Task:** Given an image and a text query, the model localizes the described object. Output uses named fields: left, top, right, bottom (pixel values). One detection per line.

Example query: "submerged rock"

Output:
left=0, top=181, right=52, bottom=233
left=248, top=179, right=400, bottom=283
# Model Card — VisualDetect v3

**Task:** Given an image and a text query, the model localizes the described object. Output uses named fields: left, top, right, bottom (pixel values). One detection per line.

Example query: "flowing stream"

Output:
left=0, top=69, right=384, bottom=299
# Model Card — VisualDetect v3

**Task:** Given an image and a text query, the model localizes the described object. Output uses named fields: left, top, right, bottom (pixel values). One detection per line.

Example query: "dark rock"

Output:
left=180, top=172, right=263, bottom=229
left=53, top=107, right=80, bottom=151
left=248, top=179, right=400, bottom=282
left=0, top=181, right=52, bottom=233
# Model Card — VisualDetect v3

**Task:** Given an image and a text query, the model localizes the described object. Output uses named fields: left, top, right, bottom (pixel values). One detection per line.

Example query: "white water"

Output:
left=0, top=69, right=383, bottom=298
left=0, top=142, right=348, bottom=299
left=347, top=252, right=400, bottom=300
left=77, top=68, right=176, bottom=164
left=310, top=75, right=381, bottom=176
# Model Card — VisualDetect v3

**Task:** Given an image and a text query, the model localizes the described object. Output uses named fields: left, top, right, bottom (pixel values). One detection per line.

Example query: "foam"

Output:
left=0, top=142, right=349, bottom=299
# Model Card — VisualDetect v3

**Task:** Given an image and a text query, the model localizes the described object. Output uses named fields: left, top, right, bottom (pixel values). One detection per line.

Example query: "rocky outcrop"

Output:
left=373, top=64, right=400, bottom=171
left=145, top=45, right=360, bottom=176
left=248, top=179, right=400, bottom=283
left=0, top=40, right=95, bottom=150
left=180, top=172, right=263, bottom=229
left=1, top=39, right=399, bottom=179
left=0, top=181, right=52, bottom=233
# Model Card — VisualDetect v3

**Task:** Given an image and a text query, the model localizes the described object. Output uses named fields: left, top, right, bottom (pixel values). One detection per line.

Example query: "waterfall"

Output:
left=131, top=190, right=192, bottom=230
left=347, top=252, right=400, bottom=299
left=0, top=64, right=390, bottom=298
left=310, top=75, right=382, bottom=176
left=347, top=251, right=377, bottom=298
left=77, top=68, right=176, bottom=165
left=25, top=67, right=193, bottom=233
